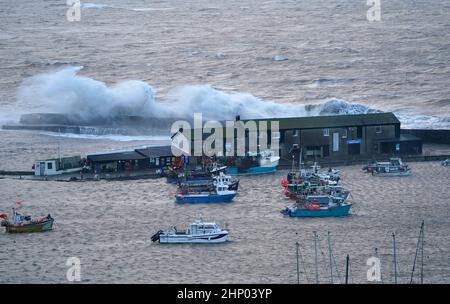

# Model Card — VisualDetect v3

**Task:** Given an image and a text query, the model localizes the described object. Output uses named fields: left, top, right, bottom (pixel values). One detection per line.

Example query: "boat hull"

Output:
left=158, top=232, right=229, bottom=244
left=226, top=165, right=277, bottom=175
left=167, top=176, right=212, bottom=184
left=284, top=204, right=352, bottom=217
left=179, top=180, right=239, bottom=192
left=175, top=193, right=237, bottom=203
left=3, top=218, right=54, bottom=233
left=373, top=171, right=411, bottom=177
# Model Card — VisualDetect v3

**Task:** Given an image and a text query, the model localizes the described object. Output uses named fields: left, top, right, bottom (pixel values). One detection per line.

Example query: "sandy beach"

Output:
left=0, top=131, right=449, bottom=283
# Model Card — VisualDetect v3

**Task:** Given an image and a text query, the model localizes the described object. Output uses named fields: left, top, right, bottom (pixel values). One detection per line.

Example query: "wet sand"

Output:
left=0, top=133, right=449, bottom=283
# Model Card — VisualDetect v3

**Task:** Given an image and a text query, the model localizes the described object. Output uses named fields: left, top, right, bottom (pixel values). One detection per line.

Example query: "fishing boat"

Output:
left=281, top=198, right=352, bottom=217
left=225, top=150, right=280, bottom=175
left=363, top=157, right=410, bottom=176
left=372, top=158, right=411, bottom=176
left=0, top=210, right=54, bottom=233
left=175, top=183, right=237, bottom=203
left=178, top=172, right=239, bottom=192
left=151, top=219, right=229, bottom=244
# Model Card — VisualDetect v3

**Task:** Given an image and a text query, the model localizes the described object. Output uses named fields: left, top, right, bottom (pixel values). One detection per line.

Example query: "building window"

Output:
left=373, top=144, right=378, bottom=152
left=323, top=128, right=329, bottom=136
left=375, top=126, right=382, bottom=134
left=47, top=162, right=52, bottom=170
left=293, top=130, right=298, bottom=137
left=342, top=129, right=348, bottom=138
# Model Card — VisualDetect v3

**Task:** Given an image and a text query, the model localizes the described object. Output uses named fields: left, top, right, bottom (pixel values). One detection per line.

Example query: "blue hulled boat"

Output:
left=225, top=150, right=280, bottom=175
left=175, top=183, right=237, bottom=203
left=281, top=202, right=352, bottom=217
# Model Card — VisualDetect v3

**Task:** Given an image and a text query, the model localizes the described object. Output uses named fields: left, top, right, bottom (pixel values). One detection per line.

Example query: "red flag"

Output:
left=16, top=200, right=23, bottom=206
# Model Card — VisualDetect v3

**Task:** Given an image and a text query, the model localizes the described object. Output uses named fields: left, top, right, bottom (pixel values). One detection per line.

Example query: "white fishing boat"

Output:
left=151, top=219, right=229, bottom=244
left=372, top=157, right=411, bottom=176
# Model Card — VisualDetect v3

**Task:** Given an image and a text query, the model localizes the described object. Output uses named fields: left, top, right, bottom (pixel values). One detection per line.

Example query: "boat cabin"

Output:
left=34, top=156, right=82, bottom=176
left=190, top=221, right=220, bottom=235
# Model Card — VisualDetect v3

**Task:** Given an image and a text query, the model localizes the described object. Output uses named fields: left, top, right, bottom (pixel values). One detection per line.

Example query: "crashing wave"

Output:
left=13, top=66, right=450, bottom=130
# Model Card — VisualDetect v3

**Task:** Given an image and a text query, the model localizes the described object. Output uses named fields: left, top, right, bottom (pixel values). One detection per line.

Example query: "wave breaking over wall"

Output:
left=13, top=66, right=450, bottom=130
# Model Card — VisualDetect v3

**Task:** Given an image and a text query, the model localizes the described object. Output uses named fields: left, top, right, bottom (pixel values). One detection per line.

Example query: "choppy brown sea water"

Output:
left=0, top=131, right=449, bottom=283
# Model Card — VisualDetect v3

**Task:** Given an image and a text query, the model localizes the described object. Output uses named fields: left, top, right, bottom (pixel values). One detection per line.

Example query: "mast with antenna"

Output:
left=393, top=232, right=398, bottom=284
left=313, top=231, right=319, bottom=284
left=58, top=127, right=62, bottom=167
left=410, top=220, right=425, bottom=284
left=327, top=232, right=334, bottom=284
left=296, top=241, right=300, bottom=284
left=345, top=254, right=350, bottom=284
left=298, top=147, right=303, bottom=173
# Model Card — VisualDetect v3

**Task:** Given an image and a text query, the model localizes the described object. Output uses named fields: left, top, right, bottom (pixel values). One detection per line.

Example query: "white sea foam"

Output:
left=39, top=131, right=170, bottom=142
left=81, top=3, right=109, bottom=9
left=15, top=66, right=450, bottom=131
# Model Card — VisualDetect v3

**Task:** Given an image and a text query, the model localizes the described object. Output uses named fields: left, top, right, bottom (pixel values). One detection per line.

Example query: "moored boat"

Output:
left=0, top=211, right=54, bottom=233
left=178, top=172, right=239, bottom=192
left=175, top=183, right=237, bottom=203
left=281, top=198, right=352, bottom=218
left=225, top=150, right=280, bottom=175
left=364, top=157, right=411, bottom=176
left=151, top=219, right=229, bottom=244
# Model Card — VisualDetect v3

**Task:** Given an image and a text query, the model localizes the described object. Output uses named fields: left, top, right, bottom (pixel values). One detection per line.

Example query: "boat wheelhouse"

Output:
left=151, top=220, right=229, bottom=244
left=175, top=183, right=237, bottom=203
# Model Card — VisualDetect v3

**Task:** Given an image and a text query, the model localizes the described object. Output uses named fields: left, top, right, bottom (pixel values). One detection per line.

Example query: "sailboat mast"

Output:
left=410, top=221, right=424, bottom=284
left=327, top=232, right=333, bottom=284
left=298, top=147, right=303, bottom=172
left=296, top=241, right=300, bottom=284
left=58, top=127, right=62, bottom=166
left=345, top=254, right=350, bottom=284
left=314, top=231, right=319, bottom=284
left=392, top=233, right=398, bottom=284
left=421, top=221, right=424, bottom=284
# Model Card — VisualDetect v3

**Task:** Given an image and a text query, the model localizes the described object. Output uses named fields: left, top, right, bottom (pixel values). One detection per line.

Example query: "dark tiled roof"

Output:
left=87, top=151, right=147, bottom=162
left=242, top=113, right=400, bottom=130
left=135, top=145, right=173, bottom=158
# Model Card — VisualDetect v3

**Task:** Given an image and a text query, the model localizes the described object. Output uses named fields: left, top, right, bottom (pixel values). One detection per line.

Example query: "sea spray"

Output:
left=14, top=66, right=450, bottom=130
left=17, top=66, right=377, bottom=120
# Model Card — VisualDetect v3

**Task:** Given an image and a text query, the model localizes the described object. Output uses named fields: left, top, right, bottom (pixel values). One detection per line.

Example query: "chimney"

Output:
left=235, top=115, right=241, bottom=121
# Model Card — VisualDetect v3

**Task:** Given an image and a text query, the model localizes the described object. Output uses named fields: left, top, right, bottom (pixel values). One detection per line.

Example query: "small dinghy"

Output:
left=151, top=219, right=229, bottom=244
left=175, top=182, right=237, bottom=203
left=0, top=210, right=54, bottom=233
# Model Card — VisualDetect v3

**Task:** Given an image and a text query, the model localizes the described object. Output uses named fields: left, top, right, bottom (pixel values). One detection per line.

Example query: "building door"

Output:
left=348, top=144, right=360, bottom=155
left=40, top=162, right=45, bottom=175
left=333, top=132, right=339, bottom=152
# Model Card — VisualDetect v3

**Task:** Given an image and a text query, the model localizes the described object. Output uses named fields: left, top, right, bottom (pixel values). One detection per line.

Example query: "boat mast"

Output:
left=345, top=254, right=350, bottom=284
left=327, top=232, right=333, bottom=284
left=392, top=232, right=398, bottom=284
left=409, top=220, right=424, bottom=284
left=421, top=221, right=424, bottom=284
left=58, top=127, right=62, bottom=166
left=291, top=154, right=295, bottom=172
left=298, top=147, right=303, bottom=173
left=313, top=231, right=319, bottom=284
left=296, top=241, right=300, bottom=284
left=374, top=247, right=383, bottom=283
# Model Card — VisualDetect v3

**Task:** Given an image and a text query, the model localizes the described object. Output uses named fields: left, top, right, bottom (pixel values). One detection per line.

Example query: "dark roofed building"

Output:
left=182, top=112, right=422, bottom=161
left=87, top=151, right=147, bottom=162
left=86, top=145, right=179, bottom=174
